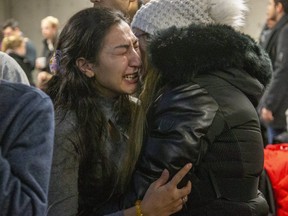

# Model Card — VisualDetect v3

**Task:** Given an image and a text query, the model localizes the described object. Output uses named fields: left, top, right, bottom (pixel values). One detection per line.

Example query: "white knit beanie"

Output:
left=131, top=0, right=248, bottom=35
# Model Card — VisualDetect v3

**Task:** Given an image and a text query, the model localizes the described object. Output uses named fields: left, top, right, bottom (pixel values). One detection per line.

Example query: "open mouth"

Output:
left=124, top=72, right=139, bottom=81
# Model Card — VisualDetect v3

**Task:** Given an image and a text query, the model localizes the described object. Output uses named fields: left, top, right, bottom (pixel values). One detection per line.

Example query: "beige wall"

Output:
left=1, top=0, right=268, bottom=56
left=0, top=0, right=10, bottom=25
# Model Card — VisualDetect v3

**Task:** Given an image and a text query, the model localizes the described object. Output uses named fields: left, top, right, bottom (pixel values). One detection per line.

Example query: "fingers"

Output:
left=153, top=169, right=170, bottom=187
left=169, top=163, right=192, bottom=187
left=142, top=165, right=192, bottom=216
left=183, top=180, right=192, bottom=193
left=170, top=196, right=188, bottom=214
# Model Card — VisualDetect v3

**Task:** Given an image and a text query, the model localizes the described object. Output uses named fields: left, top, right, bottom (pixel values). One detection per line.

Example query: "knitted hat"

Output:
left=131, top=0, right=248, bottom=35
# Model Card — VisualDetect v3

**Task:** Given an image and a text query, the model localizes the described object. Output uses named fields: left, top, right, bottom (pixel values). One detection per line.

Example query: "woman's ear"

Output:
left=76, top=57, right=95, bottom=78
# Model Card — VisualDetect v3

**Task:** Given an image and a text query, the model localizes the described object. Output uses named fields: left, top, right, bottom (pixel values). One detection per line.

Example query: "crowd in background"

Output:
left=0, top=16, right=59, bottom=87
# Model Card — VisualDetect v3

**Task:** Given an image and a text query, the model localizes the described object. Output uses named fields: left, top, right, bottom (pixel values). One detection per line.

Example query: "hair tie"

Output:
left=49, top=49, right=63, bottom=74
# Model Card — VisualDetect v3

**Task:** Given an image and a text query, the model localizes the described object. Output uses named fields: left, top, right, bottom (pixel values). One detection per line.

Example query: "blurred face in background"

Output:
left=266, top=0, right=285, bottom=22
left=3, top=26, right=21, bottom=37
left=41, top=21, right=57, bottom=40
left=267, top=0, right=277, bottom=21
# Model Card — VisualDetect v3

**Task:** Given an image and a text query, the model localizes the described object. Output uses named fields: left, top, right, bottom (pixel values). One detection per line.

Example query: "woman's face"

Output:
left=133, top=27, right=149, bottom=80
left=93, top=20, right=141, bottom=98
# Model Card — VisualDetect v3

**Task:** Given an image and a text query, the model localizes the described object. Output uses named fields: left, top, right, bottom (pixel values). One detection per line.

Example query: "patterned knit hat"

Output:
left=131, top=0, right=248, bottom=35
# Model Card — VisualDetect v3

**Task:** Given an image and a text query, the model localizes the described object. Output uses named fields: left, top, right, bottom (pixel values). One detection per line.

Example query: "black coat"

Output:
left=126, top=24, right=272, bottom=216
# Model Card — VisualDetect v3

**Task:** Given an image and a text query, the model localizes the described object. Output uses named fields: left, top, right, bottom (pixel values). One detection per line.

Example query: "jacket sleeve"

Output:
left=130, top=84, right=219, bottom=201
left=261, top=26, right=288, bottom=113
left=47, top=112, right=79, bottom=216
left=0, top=91, right=54, bottom=216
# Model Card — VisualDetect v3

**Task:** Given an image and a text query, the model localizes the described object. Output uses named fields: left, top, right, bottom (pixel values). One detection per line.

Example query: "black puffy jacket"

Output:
left=126, top=25, right=272, bottom=216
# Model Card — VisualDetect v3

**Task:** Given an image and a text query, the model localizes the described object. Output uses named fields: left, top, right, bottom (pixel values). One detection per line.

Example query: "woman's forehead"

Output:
left=104, top=22, right=136, bottom=44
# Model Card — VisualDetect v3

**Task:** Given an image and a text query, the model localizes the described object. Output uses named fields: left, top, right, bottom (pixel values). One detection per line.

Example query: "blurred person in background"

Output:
left=2, top=35, right=34, bottom=85
left=36, top=16, right=59, bottom=90
left=36, top=16, right=59, bottom=73
left=123, top=0, right=272, bottom=215
left=2, top=18, right=37, bottom=70
left=258, top=0, right=288, bottom=144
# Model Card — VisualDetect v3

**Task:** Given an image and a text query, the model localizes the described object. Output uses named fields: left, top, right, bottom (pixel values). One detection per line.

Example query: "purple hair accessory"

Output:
left=49, top=49, right=63, bottom=74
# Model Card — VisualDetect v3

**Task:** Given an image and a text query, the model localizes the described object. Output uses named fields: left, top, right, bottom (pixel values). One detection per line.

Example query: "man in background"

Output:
left=259, top=0, right=288, bottom=144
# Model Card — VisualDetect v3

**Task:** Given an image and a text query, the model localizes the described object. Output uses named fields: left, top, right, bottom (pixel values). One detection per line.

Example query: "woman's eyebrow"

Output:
left=113, top=44, right=130, bottom=50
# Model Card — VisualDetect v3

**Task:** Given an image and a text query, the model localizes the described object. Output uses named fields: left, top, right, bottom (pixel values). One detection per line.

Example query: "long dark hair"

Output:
left=45, top=7, right=135, bottom=213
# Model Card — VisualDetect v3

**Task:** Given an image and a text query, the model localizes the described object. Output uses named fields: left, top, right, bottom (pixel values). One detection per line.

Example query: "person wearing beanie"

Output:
left=123, top=0, right=272, bottom=215
left=131, top=0, right=247, bottom=35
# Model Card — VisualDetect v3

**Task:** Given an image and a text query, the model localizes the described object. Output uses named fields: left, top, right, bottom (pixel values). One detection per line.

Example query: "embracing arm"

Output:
left=103, top=164, right=192, bottom=216
left=148, top=86, right=216, bottom=172
left=124, top=164, right=192, bottom=216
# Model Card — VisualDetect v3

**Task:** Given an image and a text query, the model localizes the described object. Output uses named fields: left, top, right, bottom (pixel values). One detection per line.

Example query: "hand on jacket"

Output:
left=140, top=163, right=192, bottom=216
left=261, top=107, right=274, bottom=123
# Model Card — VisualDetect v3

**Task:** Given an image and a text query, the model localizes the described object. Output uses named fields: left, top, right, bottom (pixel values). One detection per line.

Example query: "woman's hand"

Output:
left=140, top=163, right=192, bottom=216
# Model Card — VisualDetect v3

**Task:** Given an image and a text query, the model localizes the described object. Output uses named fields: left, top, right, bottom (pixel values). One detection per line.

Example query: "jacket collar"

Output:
left=148, top=24, right=272, bottom=88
